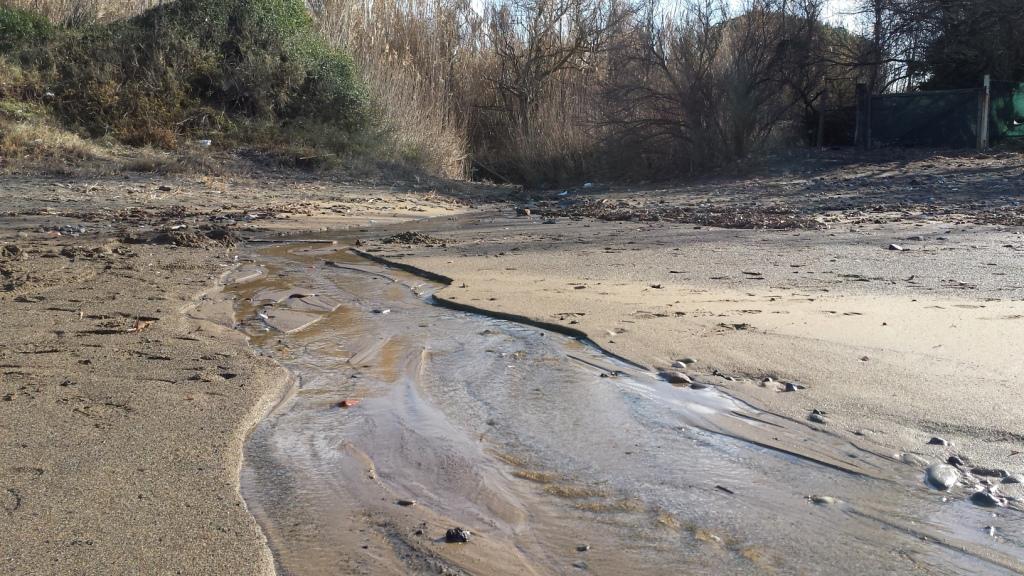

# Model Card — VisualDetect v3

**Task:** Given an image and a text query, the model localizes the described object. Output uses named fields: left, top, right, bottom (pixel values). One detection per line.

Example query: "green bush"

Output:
left=18, top=0, right=366, bottom=150
left=0, top=6, right=52, bottom=53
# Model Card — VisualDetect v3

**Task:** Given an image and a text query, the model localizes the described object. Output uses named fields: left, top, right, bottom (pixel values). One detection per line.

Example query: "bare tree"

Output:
left=485, top=0, right=624, bottom=137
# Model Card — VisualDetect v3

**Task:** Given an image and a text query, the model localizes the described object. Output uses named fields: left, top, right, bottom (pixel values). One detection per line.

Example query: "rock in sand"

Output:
left=926, top=464, right=959, bottom=490
left=899, top=453, right=929, bottom=467
left=445, top=527, right=472, bottom=543
left=971, top=467, right=1009, bottom=479
left=660, top=371, right=692, bottom=385
left=971, top=490, right=1007, bottom=508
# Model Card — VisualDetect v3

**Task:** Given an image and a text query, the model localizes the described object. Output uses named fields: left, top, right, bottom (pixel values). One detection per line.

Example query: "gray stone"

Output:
left=926, top=464, right=959, bottom=490
left=660, top=371, right=692, bottom=385
left=900, top=453, right=929, bottom=467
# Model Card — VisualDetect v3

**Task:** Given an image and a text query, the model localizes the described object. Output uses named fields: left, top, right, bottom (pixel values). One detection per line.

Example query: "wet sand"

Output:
left=366, top=213, right=1024, bottom=476
left=232, top=243, right=1024, bottom=575
left=0, top=172, right=473, bottom=575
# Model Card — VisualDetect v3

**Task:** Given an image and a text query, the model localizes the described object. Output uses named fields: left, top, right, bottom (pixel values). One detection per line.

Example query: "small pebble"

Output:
left=927, top=437, right=948, bottom=446
left=576, top=544, right=591, bottom=552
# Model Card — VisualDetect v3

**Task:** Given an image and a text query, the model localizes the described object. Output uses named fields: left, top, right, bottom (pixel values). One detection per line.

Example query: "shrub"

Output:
left=0, top=6, right=52, bottom=53
left=17, top=0, right=366, bottom=150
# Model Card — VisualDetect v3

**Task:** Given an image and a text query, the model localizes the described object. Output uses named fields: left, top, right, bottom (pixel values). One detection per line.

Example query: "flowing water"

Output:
left=230, top=243, right=1024, bottom=575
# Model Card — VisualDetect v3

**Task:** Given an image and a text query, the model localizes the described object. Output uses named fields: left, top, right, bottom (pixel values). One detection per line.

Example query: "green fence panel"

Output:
left=870, top=89, right=979, bottom=148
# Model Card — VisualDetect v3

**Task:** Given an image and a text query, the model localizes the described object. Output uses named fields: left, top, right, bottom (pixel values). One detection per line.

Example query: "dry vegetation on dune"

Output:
left=2, top=0, right=1022, bottom=182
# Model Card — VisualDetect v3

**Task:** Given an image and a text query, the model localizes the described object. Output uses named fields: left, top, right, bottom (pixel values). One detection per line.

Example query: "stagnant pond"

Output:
left=229, top=243, right=1024, bottom=575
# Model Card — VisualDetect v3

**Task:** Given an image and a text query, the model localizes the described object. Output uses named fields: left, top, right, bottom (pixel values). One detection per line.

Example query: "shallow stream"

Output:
left=231, top=243, right=1024, bottom=575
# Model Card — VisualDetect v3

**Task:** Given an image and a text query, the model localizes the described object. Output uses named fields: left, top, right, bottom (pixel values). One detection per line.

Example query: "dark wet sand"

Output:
left=233, top=243, right=1024, bottom=575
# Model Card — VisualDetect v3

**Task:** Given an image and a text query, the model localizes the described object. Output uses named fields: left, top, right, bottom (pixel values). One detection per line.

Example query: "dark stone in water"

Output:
left=576, top=544, right=591, bottom=552
left=396, top=499, right=416, bottom=506
left=947, top=455, right=966, bottom=467
left=445, top=528, right=471, bottom=543
left=689, top=382, right=709, bottom=390
left=971, top=491, right=1007, bottom=508
left=927, top=437, right=948, bottom=446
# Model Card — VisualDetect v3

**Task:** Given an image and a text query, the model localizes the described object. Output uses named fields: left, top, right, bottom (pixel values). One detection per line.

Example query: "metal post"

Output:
left=977, top=75, right=991, bottom=149
left=855, top=83, right=871, bottom=150
left=816, top=87, right=828, bottom=148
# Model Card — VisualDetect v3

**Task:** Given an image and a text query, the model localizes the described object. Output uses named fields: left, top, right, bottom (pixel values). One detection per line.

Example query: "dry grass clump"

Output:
left=0, top=95, right=110, bottom=171
left=0, top=115, right=106, bottom=162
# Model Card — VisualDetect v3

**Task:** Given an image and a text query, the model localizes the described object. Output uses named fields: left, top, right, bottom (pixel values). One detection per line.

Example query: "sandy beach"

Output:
left=2, top=150, right=1024, bottom=574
